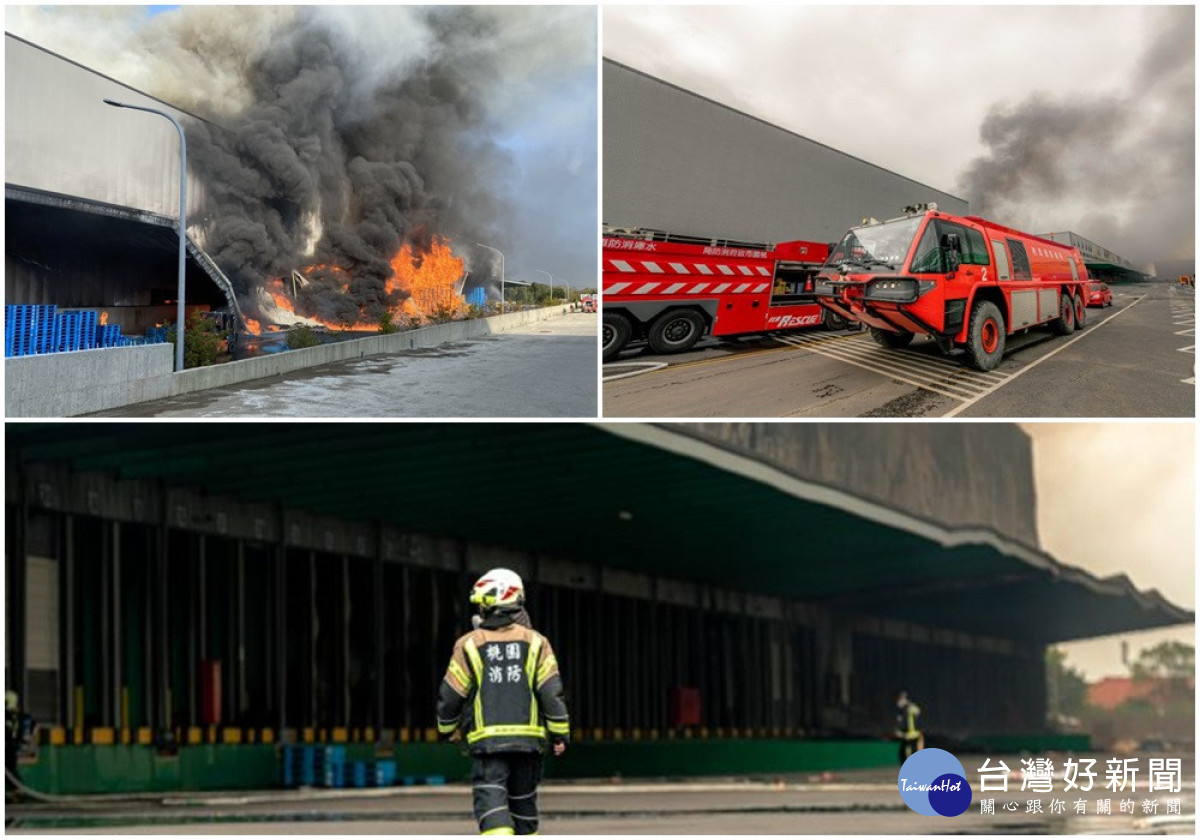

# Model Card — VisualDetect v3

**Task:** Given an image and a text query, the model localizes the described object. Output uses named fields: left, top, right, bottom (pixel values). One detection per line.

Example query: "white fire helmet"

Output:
left=470, top=568, right=525, bottom=610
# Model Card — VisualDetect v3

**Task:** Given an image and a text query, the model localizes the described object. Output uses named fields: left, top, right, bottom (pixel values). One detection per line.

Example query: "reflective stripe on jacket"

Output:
left=437, top=622, right=569, bottom=754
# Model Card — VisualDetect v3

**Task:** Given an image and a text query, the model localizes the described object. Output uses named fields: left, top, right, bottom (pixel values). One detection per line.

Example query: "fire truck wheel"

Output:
left=602, top=312, right=633, bottom=362
left=966, top=300, right=1006, bottom=371
left=822, top=310, right=849, bottom=331
left=1050, top=292, right=1075, bottom=336
left=1074, top=293, right=1087, bottom=329
left=869, top=328, right=914, bottom=349
left=647, top=310, right=705, bottom=355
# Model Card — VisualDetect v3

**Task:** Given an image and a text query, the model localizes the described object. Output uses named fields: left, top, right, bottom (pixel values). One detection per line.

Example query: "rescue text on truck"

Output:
left=813, top=204, right=1090, bottom=371
left=602, top=227, right=839, bottom=362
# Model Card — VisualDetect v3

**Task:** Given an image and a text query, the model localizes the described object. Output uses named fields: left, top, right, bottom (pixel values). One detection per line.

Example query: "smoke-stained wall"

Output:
left=672, top=423, right=1040, bottom=550
left=603, top=60, right=968, bottom=244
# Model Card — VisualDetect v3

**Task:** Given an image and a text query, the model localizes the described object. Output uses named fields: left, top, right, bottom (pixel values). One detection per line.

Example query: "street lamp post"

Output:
left=535, top=269, right=555, bottom=303
left=475, top=243, right=505, bottom=311
left=105, top=99, right=188, bottom=372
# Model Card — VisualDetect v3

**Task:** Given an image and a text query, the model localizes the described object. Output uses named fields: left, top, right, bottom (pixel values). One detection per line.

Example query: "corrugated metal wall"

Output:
left=603, top=60, right=969, bottom=244
left=5, top=35, right=207, bottom=219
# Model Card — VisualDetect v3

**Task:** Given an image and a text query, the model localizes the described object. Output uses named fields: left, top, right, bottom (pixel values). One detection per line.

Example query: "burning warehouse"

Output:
left=5, top=423, right=1191, bottom=794
left=5, top=7, right=597, bottom=345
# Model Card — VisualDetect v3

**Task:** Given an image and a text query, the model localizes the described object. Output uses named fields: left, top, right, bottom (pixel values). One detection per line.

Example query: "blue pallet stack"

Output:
left=320, top=746, right=347, bottom=788
left=5, top=305, right=147, bottom=356
left=95, top=324, right=124, bottom=348
left=375, top=760, right=398, bottom=787
left=56, top=311, right=79, bottom=353
left=281, top=745, right=318, bottom=788
left=79, top=311, right=98, bottom=350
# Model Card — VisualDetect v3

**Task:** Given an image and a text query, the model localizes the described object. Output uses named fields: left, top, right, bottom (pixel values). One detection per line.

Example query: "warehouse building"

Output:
left=602, top=59, right=969, bottom=246
left=6, top=423, right=1190, bottom=793
left=603, top=60, right=1146, bottom=279
left=5, top=34, right=240, bottom=331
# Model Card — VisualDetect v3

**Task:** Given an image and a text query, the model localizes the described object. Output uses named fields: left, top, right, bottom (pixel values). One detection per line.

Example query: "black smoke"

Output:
left=957, top=7, right=1194, bottom=267
left=185, top=8, right=518, bottom=323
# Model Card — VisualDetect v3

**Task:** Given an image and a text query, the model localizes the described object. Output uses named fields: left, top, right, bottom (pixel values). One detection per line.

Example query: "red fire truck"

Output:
left=814, top=204, right=1090, bottom=371
left=602, top=227, right=839, bottom=362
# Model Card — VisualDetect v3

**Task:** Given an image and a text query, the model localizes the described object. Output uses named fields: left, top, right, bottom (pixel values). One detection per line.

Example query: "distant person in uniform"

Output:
left=437, top=569, right=569, bottom=835
left=6, top=690, right=31, bottom=793
left=894, top=690, right=924, bottom=763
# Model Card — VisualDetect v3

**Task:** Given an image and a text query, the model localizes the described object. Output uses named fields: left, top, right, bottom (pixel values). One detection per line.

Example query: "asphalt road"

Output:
left=602, top=282, right=1194, bottom=418
left=9, top=754, right=1193, bottom=835
left=91, top=313, right=598, bottom=418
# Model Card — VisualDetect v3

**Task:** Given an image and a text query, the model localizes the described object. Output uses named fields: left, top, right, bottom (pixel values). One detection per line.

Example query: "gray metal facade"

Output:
left=5, top=34, right=208, bottom=221
left=603, top=60, right=968, bottom=245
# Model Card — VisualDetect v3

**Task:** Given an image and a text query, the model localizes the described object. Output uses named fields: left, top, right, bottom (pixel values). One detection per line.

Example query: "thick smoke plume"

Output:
left=957, top=6, right=1193, bottom=267
left=186, top=7, right=521, bottom=323
left=8, top=6, right=597, bottom=322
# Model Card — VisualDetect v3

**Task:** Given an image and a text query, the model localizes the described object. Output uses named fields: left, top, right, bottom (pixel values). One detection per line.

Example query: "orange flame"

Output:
left=262, top=236, right=465, bottom=331
left=387, top=237, right=465, bottom=315
left=99, top=311, right=109, bottom=326
left=244, top=318, right=262, bottom=335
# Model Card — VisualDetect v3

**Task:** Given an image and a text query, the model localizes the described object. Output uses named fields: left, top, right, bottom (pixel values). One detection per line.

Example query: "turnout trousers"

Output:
left=472, top=752, right=544, bottom=835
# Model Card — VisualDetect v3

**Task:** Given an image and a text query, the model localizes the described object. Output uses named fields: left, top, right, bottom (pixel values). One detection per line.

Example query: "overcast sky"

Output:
left=1022, top=423, right=1194, bottom=679
left=604, top=5, right=1194, bottom=268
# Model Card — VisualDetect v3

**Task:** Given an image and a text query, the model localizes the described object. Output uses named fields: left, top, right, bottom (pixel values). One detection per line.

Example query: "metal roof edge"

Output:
left=593, top=422, right=1193, bottom=627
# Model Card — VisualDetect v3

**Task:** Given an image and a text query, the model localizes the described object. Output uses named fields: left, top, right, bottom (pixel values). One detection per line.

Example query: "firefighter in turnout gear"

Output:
left=437, top=569, right=570, bottom=835
left=894, top=690, right=924, bottom=763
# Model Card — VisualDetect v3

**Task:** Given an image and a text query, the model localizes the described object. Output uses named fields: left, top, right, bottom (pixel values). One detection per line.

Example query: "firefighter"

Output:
left=437, top=569, right=570, bottom=836
left=894, top=690, right=924, bottom=763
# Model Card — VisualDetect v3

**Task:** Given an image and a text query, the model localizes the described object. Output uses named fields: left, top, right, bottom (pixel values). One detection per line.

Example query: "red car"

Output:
left=1085, top=281, right=1113, bottom=307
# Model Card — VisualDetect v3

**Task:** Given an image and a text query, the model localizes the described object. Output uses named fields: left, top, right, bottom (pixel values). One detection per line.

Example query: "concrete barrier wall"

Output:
left=5, top=343, right=175, bottom=417
left=6, top=305, right=575, bottom=417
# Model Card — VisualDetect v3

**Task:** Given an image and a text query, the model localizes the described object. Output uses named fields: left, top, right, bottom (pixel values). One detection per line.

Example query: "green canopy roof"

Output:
left=7, top=422, right=1190, bottom=644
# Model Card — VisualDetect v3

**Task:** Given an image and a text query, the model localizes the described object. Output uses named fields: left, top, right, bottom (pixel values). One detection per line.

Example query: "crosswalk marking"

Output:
left=774, top=332, right=1013, bottom=402
left=1169, top=292, right=1195, bottom=383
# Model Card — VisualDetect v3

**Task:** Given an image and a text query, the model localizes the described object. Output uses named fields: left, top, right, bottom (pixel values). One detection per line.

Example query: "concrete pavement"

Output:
left=89, top=313, right=598, bottom=418
left=603, top=282, right=1193, bottom=418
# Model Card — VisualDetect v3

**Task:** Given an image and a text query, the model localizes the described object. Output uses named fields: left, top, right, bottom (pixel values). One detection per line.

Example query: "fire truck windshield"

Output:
left=825, top=216, right=922, bottom=273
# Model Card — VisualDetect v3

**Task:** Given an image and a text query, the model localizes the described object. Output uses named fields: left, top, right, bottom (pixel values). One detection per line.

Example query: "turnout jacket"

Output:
left=437, top=617, right=570, bottom=754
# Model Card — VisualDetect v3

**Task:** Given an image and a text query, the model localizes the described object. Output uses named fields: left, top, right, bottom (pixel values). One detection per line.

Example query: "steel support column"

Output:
left=236, top=540, right=246, bottom=720
left=273, top=524, right=286, bottom=735
left=400, top=563, right=411, bottom=730
left=155, top=490, right=170, bottom=735
left=338, top=554, right=350, bottom=728
left=111, top=521, right=122, bottom=734
left=61, top=514, right=75, bottom=730
left=308, top=550, right=317, bottom=728
left=372, top=526, right=384, bottom=736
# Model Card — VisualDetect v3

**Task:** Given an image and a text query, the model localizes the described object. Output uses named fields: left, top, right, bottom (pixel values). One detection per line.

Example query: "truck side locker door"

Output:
left=990, top=239, right=1011, bottom=282
left=994, top=238, right=1030, bottom=329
